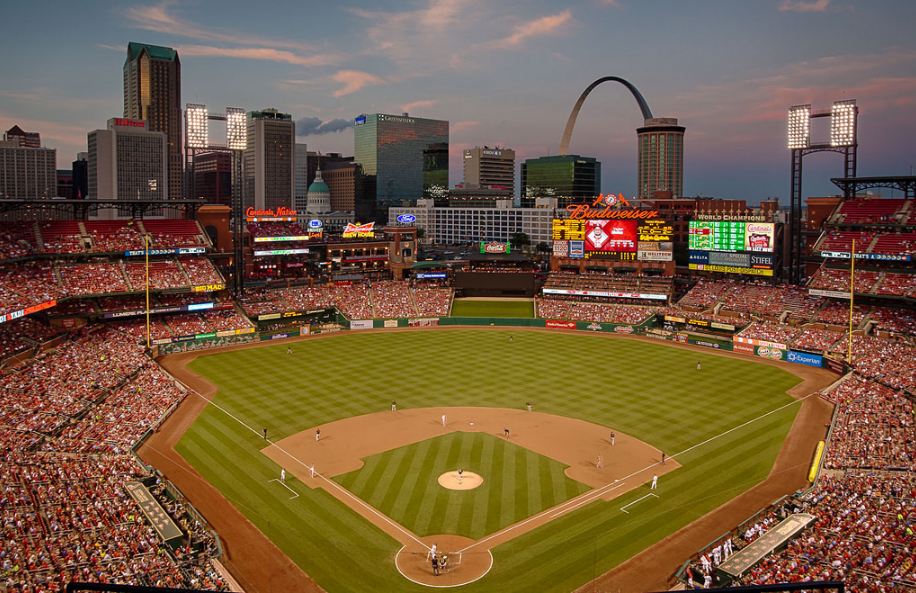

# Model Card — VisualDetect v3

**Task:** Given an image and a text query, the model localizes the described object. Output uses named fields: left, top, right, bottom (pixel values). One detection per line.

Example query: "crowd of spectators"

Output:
left=544, top=271, right=672, bottom=298
left=876, top=272, right=916, bottom=298
left=536, top=297, right=657, bottom=325
left=832, top=335, right=916, bottom=392
left=809, top=267, right=881, bottom=294
left=0, top=325, right=229, bottom=591
left=413, top=286, right=452, bottom=317
left=0, top=317, right=62, bottom=361
left=370, top=281, right=413, bottom=319
left=821, top=375, right=914, bottom=471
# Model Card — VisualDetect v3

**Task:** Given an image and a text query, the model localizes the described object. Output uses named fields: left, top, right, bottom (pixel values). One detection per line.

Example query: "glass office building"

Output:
left=353, top=113, right=449, bottom=213
left=519, top=155, right=600, bottom=208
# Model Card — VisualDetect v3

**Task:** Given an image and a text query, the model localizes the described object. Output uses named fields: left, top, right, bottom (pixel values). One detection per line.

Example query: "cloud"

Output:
left=779, top=0, right=830, bottom=13
left=400, top=100, right=437, bottom=113
left=450, top=120, right=480, bottom=134
left=492, top=10, right=573, bottom=48
left=295, top=117, right=353, bottom=136
left=331, top=70, right=385, bottom=97
left=178, top=45, right=336, bottom=67
left=124, top=1, right=315, bottom=51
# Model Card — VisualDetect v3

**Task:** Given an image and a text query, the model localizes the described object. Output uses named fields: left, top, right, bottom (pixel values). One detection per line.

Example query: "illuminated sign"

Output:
left=569, top=241, right=585, bottom=258
left=0, top=299, right=57, bottom=324
left=480, top=241, right=511, bottom=254
left=342, top=221, right=376, bottom=238
left=396, top=214, right=417, bottom=224
left=245, top=206, right=298, bottom=219
left=551, top=219, right=585, bottom=240
left=566, top=195, right=659, bottom=220
left=112, top=118, right=146, bottom=128
left=638, top=220, right=673, bottom=242
left=354, top=115, right=367, bottom=125
left=819, top=251, right=911, bottom=262
left=543, top=288, right=667, bottom=301
left=695, top=213, right=769, bottom=222
left=253, top=248, right=310, bottom=256
left=585, top=220, right=637, bottom=253
left=308, top=219, right=323, bottom=229
left=191, top=283, right=226, bottom=292
left=689, top=221, right=775, bottom=253
left=552, top=240, right=569, bottom=257
left=253, top=236, right=310, bottom=243
left=688, top=263, right=774, bottom=277
left=417, top=272, right=447, bottom=279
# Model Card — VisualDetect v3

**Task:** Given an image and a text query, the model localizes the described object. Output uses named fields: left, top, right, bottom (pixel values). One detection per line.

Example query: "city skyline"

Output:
left=1, top=0, right=915, bottom=202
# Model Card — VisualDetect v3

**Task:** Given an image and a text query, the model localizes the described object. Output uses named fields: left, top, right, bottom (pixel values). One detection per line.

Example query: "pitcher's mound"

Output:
left=438, top=471, right=483, bottom=491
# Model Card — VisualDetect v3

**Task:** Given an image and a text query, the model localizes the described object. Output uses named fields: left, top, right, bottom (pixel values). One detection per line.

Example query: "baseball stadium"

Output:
left=0, top=184, right=912, bottom=593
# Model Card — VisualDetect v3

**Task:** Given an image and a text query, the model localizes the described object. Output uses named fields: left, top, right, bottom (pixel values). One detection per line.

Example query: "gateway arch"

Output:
left=558, top=76, right=684, bottom=198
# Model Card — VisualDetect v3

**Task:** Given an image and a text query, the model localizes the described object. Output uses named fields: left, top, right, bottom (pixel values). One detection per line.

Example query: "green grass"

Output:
left=178, top=329, right=801, bottom=593
left=450, top=299, right=535, bottom=318
left=336, top=432, right=589, bottom=539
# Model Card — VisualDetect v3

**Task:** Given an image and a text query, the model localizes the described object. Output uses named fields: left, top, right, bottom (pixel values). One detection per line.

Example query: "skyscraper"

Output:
left=123, top=42, right=182, bottom=200
left=637, top=117, right=684, bottom=198
left=463, top=146, right=515, bottom=194
left=520, top=155, right=600, bottom=208
left=0, top=127, right=57, bottom=199
left=193, top=151, right=232, bottom=205
left=87, top=118, right=168, bottom=215
left=242, top=108, right=295, bottom=212
left=353, top=113, right=448, bottom=218
left=294, top=143, right=309, bottom=214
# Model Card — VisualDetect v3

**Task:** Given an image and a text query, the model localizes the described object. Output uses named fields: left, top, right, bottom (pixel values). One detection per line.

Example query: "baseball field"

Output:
left=157, top=329, right=830, bottom=592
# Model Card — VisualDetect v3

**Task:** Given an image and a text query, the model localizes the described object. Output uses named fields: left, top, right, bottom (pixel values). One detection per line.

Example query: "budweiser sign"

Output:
left=342, top=222, right=376, bottom=238
left=566, top=194, right=658, bottom=220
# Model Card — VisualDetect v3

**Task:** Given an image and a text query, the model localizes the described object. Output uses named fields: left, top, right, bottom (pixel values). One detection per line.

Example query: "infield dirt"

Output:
left=143, top=327, right=837, bottom=593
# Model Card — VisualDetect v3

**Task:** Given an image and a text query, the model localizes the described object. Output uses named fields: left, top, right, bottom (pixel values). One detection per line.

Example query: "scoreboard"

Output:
left=689, top=221, right=775, bottom=253
left=551, top=219, right=585, bottom=241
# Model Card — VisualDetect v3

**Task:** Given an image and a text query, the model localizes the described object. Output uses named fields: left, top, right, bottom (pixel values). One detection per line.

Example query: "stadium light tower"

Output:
left=786, top=99, right=858, bottom=285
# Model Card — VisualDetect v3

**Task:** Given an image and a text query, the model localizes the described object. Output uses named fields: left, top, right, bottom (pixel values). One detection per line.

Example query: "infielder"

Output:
left=315, top=428, right=321, bottom=442
left=280, top=468, right=286, bottom=482
left=441, top=414, right=446, bottom=427
left=651, top=475, right=658, bottom=489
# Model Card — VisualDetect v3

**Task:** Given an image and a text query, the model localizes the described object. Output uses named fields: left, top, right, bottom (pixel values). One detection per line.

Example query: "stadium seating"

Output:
left=535, top=297, right=656, bottom=324
left=0, top=326, right=229, bottom=591
left=835, top=197, right=906, bottom=224
left=142, top=220, right=209, bottom=248
left=0, top=222, right=39, bottom=261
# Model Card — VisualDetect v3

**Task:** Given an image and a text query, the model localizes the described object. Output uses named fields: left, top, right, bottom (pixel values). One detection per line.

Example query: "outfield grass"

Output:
left=450, top=299, right=535, bottom=318
left=178, top=329, right=801, bottom=593
left=336, top=432, right=589, bottom=539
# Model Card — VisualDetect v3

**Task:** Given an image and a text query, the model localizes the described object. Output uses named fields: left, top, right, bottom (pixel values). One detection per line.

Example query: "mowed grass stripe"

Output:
left=181, top=329, right=803, bottom=593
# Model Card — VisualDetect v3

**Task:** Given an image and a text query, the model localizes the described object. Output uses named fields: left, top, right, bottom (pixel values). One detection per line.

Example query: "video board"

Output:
left=551, top=218, right=672, bottom=261
left=689, top=221, right=775, bottom=253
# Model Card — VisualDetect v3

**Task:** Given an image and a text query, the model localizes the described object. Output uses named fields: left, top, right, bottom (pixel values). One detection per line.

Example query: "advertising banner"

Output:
left=819, top=251, right=911, bottom=262
left=744, top=223, right=775, bottom=252
left=253, top=248, right=309, bottom=256
left=689, top=263, right=774, bottom=277
left=192, top=283, right=226, bottom=292
left=408, top=318, right=439, bottom=327
left=568, top=241, right=585, bottom=259
left=542, top=288, right=667, bottom=301
left=734, top=336, right=787, bottom=350
left=584, top=220, right=638, bottom=252
left=734, top=342, right=755, bottom=354
left=545, top=320, right=576, bottom=329
left=480, top=241, right=511, bottom=254
left=342, top=222, right=376, bottom=239
left=416, top=272, right=447, bottom=279
left=254, top=236, right=309, bottom=243
left=687, top=335, right=734, bottom=351
left=552, top=240, right=569, bottom=257
left=0, top=299, right=57, bottom=324
left=755, top=344, right=787, bottom=361
left=787, top=350, right=824, bottom=367
left=808, top=288, right=851, bottom=300
left=383, top=319, right=399, bottom=328
left=350, top=319, right=373, bottom=330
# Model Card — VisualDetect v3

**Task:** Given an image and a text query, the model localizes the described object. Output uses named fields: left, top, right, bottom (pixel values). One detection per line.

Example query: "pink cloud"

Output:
left=400, top=100, right=437, bottom=113
left=493, top=10, right=573, bottom=48
left=450, top=120, right=480, bottom=134
left=178, top=45, right=336, bottom=67
left=331, top=70, right=385, bottom=97
left=124, top=1, right=318, bottom=52
left=779, top=0, right=830, bottom=13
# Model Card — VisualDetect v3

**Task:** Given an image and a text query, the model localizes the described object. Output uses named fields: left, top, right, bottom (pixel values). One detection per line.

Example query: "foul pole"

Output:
left=847, top=239, right=855, bottom=364
left=145, top=234, right=151, bottom=350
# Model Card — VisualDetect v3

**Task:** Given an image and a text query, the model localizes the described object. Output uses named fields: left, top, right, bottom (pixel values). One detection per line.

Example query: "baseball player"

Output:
left=610, top=431, right=616, bottom=446
left=696, top=360, right=702, bottom=371
left=503, top=427, right=510, bottom=438
left=457, top=468, right=464, bottom=485
left=315, top=428, right=321, bottom=442
left=391, top=400, right=397, bottom=412
left=309, top=465, right=316, bottom=478
left=651, top=475, right=658, bottom=489
left=441, top=414, right=446, bottom=427
left=280, top=468, right=286, bottom=482
left=596, top=455, right=603, bottom=470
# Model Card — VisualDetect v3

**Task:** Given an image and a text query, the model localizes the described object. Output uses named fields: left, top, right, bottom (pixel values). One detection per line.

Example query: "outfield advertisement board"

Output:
left=408, top=318, right=439, bottom=327
left=787, top=350, right=824, bottom=367
left=733, top=336, right=788, bottom=350
left=755, top=345, right=787, bottom=360
left=350, top=319, right=373, bottom=330
left=545, top=320, right=576, bottom=329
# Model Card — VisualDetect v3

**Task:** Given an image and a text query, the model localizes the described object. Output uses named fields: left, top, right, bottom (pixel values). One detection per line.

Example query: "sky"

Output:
left=1, top=0, right=915, bottom=202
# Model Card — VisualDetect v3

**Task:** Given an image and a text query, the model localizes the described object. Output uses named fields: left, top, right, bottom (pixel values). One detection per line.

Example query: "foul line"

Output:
left=458, top=391, right=815, bottom=554
left=620, top=492, right=658, bottom=514
left=185, top=388, right=430, bottom=551
left=268, top=478, right=299, bottom=499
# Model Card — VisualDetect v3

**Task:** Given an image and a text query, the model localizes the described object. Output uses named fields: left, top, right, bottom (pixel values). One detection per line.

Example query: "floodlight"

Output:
left=226, top=107, right=247, bottom=151
left=186, top=104, right=208, bottom=149
left=787, top=104, right=810, bottom=149
left=830, top=99, right=856, bottom=147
